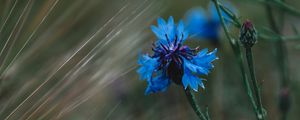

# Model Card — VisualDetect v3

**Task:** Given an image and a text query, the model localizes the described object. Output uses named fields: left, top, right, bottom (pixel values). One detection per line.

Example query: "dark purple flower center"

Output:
left=152, top=34, right=198, bottom=84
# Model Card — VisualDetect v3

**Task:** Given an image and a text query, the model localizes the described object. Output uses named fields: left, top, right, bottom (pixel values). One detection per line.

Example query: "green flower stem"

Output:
left=259, top=34, right=300, bottom=41
left=205, top=107, right=211, bottom=120
left=254, top=0, right=300, bottom=17
left=266, top=3, right=290, bottom=120
left=265, top=3, right=289, bottom=87
left=211, top=0, right=259, bottom=118
left=184, top=89, right=207, bottom=120
left=218, top=2, right=300, bottom=42
left=245, top=48, right=265, bottom=120
left=235, top=45, right=258, bottom=113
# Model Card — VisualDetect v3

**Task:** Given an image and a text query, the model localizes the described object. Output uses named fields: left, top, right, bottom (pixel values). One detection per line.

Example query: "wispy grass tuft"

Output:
left=0, top=0, right=164, bottom=119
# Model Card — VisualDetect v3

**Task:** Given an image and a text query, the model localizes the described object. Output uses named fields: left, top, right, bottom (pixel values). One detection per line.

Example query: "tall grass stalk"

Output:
left=0, top=0, right=163, bottom=119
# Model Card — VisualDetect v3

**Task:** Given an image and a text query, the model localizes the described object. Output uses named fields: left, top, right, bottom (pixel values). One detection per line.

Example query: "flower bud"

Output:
left=279, top=88, right=291, bottom=114
left=239, top=20, right=257, bottom=48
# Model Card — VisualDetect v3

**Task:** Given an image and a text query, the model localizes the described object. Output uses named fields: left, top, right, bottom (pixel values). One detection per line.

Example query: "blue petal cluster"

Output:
left=185, top=1, right=236, bottom=41
left=137, top=16, right=218, bottom=94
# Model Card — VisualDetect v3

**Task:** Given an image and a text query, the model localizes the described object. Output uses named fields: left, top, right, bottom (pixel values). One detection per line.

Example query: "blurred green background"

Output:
left=0, top=0, right=300, bottom=119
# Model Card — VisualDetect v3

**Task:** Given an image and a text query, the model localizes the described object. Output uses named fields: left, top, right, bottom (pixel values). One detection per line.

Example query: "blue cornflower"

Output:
left=185, top=1, right=237, bottom=41
left=137, top=16, right=218, bottom=95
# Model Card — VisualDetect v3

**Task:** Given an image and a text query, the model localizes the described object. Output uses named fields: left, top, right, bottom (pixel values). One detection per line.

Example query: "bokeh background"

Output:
left=0, top=0, right=300, bottom=119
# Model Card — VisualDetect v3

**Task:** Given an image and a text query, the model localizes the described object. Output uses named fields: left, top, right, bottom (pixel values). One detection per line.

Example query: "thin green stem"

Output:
left=219, top=4, right=241, bottom=27
left=265, top=2, right=289, bottom=87
left=235, top=46, right=258, bottom=113
left=205, top=107, right=211, bottom=120
left=211, top=0, right=234, bottom=45
left=219, top=2, right=300, bottom=42
left=211, top=0, right=259, bottom=118
left=265, top=2, right=290, bottom=120
left=254, top=0, right=300, bottom=17
left=184, top=89, right=207, bottom=120
left=246, top=48, right=265, bottom=120
left=259, top=33, right=300, bottom=41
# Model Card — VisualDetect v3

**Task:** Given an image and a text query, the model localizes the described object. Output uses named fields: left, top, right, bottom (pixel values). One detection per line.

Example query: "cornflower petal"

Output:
left=145, top=72, right=171, bottom=95
left=182, top=68, right=205, bottom=91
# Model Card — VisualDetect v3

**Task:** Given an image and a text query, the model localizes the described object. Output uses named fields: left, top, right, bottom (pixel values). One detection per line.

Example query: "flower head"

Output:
left=184, top=1, right=237, bottom=41
left=239, top=20, right=257, bottom=48
left=137, top=16, right=218, bottom=94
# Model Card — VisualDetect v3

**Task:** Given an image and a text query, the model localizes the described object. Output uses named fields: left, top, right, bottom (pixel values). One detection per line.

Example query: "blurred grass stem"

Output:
left=0, top=0, right=60, bottom=78
left=0, top=0, right=18, bottom=35
left=265, top=2, right=289, bottom=88
left=255, top=0, right=300, bottom=17
left=0, top=0, right=33, bottom=75
left=265, top=2, right=290, bottom=120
